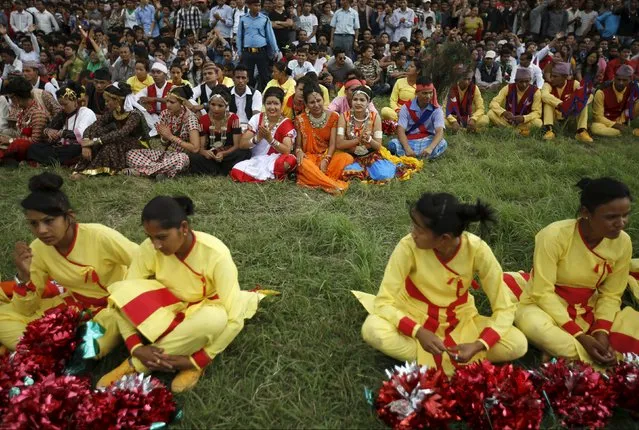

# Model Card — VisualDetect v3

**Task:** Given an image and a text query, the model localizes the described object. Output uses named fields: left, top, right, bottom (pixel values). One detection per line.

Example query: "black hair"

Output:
left=169, top=85, right=194, bottom=101
left=576, top=177, right=632, bottom=213
left=1, top=48, right=16, bottom=58
left=234, top=64, right=249, bottom=74
left=21, top=173, right=72, bottom=217
left=93, top=67, right=112, bottom=81
left=411, top=193, right=495, bottom=238
left=105, top=81, right=133, bottom=97
left=4, top=77, right=33, bottom=99
left=333, top=47, right=346, bottom=56
left=56, top=80, right=84, bottom=100
left=141, top=196, right=194, bottom=229
left=351, top=85, right=372, bottom=100
left=273, top=61, right=290, bottom=75
left=136, top=58, right=150, bottom=71
left=303, top=83, right=323, bottom=102
left=263, top=86, right=285, bottom=103
left=210, top=84, right=232, bottom=105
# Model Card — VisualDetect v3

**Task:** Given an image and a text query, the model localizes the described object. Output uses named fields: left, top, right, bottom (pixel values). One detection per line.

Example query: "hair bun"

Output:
left=173, top=196, right=195, bottom=216
left=28, top=172, right=64, bottom=193
left=118, top=82, right=133, bottom=96
left=576, top=177, right=593, bottom=190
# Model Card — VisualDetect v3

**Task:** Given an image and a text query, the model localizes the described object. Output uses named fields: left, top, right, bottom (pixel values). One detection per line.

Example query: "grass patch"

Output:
left=0, top=99, right=638, bottom=428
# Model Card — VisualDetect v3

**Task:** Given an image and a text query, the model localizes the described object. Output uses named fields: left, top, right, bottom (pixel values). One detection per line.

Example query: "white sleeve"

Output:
left=189, top=85, right=202, bottom=105
left=44, top=82, right=57, bottom=99
left=248, top=113, right=260, bottom=132
left=251, top=90, right=262, bottom=113
left=76, top=108, right=97, bottom=137
left=134, top=86, right=148, bottom=101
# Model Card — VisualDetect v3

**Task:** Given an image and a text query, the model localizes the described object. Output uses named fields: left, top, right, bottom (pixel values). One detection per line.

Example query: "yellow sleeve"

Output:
left=125, top=241, right=156, bottom=280
left=320, top=84, right=330, bottom=107
left=529, top=229, right=583, bottom=336
left=100, top=228, right=139, bottom=267
left=592, top=90, right=615, bottom=127
left=592, top=236, right=632, bottom=334
left=196, top=247, right=245, bottom=368
left=446, top=114, right=458, bottom=124
left=474, top=240, right=517, bottom=350
left=389, top=81, right=400, bottom=111
left=373, top=239, right=420, bottom=338
left=541, top=83, right=562, bottom=107
left=523, top=90, right=542, bottom=123
left=11, top=248, right=49, bottom=316
left=489, top=86, right=508, bottom=117
left=471, top=86, right=485, bottom=121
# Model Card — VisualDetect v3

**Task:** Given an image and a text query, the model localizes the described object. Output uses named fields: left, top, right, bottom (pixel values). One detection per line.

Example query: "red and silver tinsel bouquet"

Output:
left=449, top=360, right=543, bottom=430
left=609, top=353, right=639, bottom=414
left=382, top=120, right=398, bottom=136
left=375, top=362, right=459, bottom=430
left=535, top=359, right=616, bottom=429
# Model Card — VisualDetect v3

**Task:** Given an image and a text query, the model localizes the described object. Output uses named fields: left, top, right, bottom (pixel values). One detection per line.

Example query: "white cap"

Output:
left=151, top=62, right=169, bottom=75
left=484, top=50, right=496, bottom=59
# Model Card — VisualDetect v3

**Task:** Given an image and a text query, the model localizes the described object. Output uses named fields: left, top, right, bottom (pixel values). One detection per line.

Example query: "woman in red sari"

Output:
left=0, top=77, right=47, bottom=164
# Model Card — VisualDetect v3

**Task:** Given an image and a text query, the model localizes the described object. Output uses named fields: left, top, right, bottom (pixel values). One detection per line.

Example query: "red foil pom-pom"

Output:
left=536, top=359, right=616, bottom=429
left=375, top=362, right=459, bottom=429
left=450, top=360, right=544, bottom=430
left=382, top=120, right=398, bottom=136
left=609, top=354, right=639, bottom=414
left=3, top=374, right=91, bottom=430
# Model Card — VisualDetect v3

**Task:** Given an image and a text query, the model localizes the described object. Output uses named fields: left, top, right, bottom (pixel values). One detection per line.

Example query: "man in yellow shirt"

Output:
left=488, top=68, right=542, bottom=136
left=591, top=65, right=639, bottom=138
left=381, top=60, right=419, bottom=121
left=445, top=67, right=489, bottom=133
left=541, top=62, right=593, bottom=143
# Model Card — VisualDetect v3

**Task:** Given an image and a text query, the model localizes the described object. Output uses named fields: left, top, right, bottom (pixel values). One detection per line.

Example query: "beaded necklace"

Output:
left=208, top=112, right=229, bottom=150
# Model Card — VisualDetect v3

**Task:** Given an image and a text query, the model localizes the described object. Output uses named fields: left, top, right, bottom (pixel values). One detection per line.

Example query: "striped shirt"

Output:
left=175, top=6, right=202, bottom=32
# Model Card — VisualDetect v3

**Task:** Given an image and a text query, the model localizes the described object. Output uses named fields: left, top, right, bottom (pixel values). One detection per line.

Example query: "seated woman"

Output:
left=0, top=173, right=138, bottom=355
left=188, top=85, right=250, bottom=176
left=72, top=82, right=146, bottom=177
left=126, top=86, right=200, bottom=179
left=264, top=62, right=296, bottom=97
left=338, top=86, right=421, bottom=182
left=126, top=59, right=155, bottom=94
left=97, top=196, right=266, bottom=393
left=514, top=177, right=639, bottom=364
left=380, top=60, right=419, bottom=122
left=0, top=77, right=47, bottom=164
left=295, top=83, right=353, bottom=194
left=230, top=87, right=297, bottom=183
left=27, top=82, right=97, bottom=167
left=354, top=193, right=527, bottom=375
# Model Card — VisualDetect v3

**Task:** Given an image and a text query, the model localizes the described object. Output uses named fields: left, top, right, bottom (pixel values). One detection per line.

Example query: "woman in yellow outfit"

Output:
left=0, top=173, right=138, bottom=355
left=354, top=193, right=527, bottom=375
left=514, top=177, right=639, bottom=365
left=98, top=196, right=265, bottom=393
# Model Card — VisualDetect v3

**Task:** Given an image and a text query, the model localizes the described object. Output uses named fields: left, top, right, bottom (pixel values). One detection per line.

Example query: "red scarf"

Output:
left=446, top=84, right=475, bottom=126
left=505, top=84, right=537, bottom=116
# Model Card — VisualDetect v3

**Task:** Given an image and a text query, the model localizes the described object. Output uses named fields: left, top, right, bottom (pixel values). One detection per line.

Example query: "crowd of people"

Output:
left=0, top=0, right=638, bottom=400
left=0, top=0, right=636, bottom=194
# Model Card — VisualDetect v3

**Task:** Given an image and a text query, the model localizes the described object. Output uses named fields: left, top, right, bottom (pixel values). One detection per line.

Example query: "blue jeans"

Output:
left=387, top=137, right=447, bottom=160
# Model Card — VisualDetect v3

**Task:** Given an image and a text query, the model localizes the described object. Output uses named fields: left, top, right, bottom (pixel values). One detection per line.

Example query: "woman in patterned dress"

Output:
left=230, top=87, right=297, bottom=183
left=0, top=77, right=48, bottom=164
left=72, top=82, right=146, bottom=177
left=188, top=85, right=250, bottom=176
left=126, top=86, right=201, bottom=179
left=295, top=83, right=353, bottom=194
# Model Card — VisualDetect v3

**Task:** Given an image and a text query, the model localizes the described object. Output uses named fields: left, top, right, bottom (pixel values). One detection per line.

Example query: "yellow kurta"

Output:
left=629, top=258, right=639, bottom=301
left=444, top=85, right=489, bottom=129
left=127, top=75, right=155, bottom=94
left=355, top=233, right=526, bottom=375
left=264, top=77, right=296, bottom=96
left=515, top=219, right=639, bottom=363
left=108, top=231, right=262, bottom=370
left=591, top=86, right=639, bottom=137
left=488, top=84, right=542, bottom=129
left=381, top=78, right=416, bottom=121
left=541, top=80, right=589, bottom=130
left=0, top=223, right=138, bottom=353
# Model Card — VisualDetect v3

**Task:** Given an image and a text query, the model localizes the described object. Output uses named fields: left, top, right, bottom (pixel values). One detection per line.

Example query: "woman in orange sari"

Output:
left=295, top=84, right=353, bottom=194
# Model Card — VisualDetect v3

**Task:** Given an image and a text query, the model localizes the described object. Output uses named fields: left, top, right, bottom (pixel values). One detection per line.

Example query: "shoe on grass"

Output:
left=96, top=358, right=136, bottom=388
left=542, top=129, right=555, bottom=140
left=171, top=368, right=203, bottom=393
left=575, top=130, right=593, bottom=143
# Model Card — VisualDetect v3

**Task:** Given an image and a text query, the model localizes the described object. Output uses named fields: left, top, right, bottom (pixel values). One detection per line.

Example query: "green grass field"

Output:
left=1, top=100, right=639, bottom=428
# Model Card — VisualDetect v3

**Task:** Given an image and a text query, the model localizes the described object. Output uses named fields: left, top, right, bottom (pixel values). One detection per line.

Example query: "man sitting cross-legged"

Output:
left=488, top=68, right=542, bottom=136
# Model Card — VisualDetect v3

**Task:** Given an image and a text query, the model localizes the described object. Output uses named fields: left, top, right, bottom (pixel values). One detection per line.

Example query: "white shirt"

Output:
left=60, top=107, right=97, bottom=145
left=123, top=9, right=138, bottom=29
left=509, top=63, right=545, bottom=89
left=232, top=6, right=248, bottom=36
left=575, top=10, right=598, bottom=37
left=287, top=60, right=315, bottom=79
left=28, top=9, right=59, bottom=34
left=4, top=34, right=40, bottom=63
left=231, top=86, right=262, bottom=125
left=313, top=57, right=327, bottom=75
left=210, top=4, right=234, bottom=38
left=298, top=13, right=318, bottom=43
left=188, top=83, right=216, bottom=115
left=9, top=10, right=33, bottom=33
left=34, top=77, right=58, bottom=99
left=135, top=82, right=170, bottom=114
left=2, top=58, right=23, bottom=79
left=390, top=8, right=415, bottom=42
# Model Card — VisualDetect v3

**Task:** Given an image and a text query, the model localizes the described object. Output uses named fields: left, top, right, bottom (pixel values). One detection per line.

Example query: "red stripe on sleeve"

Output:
left=125, top=334, right=143, bottom=352
left=562, top=320, right=583, bottom=336
left=591, top=319, right=613, bottom=333
left=398, top=317, right=417, bottom=337
left=191, top=349, right=212, bottom=369
left=13, top=281, right=36, bottom=297
left=479, top=327, right=501, bottom=348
